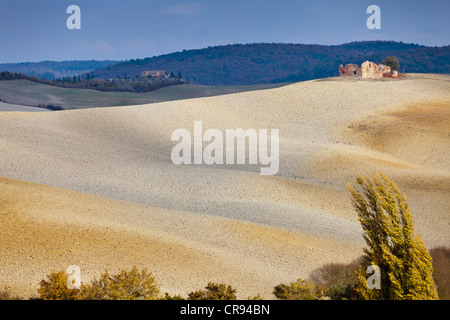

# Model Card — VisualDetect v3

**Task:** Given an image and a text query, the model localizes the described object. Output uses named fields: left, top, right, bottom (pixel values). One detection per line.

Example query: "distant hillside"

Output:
left=0, top=70, right=186, bottom=94
left=0, top=79, right=289, bottom=110
left=91, top=41, right=450, bottom=85
left=0, top=60, right=118, bottom=80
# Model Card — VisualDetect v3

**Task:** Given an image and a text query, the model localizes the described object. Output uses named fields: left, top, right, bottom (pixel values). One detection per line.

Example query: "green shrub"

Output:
left=273, top=279, right=328, bottom=300
left=79, top=266, right=160, bottom=300
left=188, top=282, right=237, bottom=300
left=309, top=259, right=363, bottom=300
left=160, top=292, right=185, bottom=300
left=37, top=270, right=80, bottom=300
left=38, top=266, right=159, bottom=300
left=326, top=284, right=353, bottom=300
left=309, top=260, right=360, bottom=288
left=381, top=56, right=400, bottom=70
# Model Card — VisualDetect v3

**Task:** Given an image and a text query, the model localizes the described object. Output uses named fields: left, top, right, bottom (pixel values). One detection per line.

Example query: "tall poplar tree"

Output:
left=347, top=173, right=438, bottom=300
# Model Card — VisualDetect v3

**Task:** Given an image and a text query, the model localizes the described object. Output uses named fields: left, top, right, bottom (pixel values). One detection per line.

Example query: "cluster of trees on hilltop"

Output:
left=0, top=71, right=187, bottom=93
left=90, top=41, right=450, bottom=85
left=0, top=71, right=29, bottom=81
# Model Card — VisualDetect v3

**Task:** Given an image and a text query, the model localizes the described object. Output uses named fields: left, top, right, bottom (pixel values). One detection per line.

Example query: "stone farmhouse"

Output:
left=141, top=70, right=170, bottom=79
left=339, top=61, right=402, bottom=78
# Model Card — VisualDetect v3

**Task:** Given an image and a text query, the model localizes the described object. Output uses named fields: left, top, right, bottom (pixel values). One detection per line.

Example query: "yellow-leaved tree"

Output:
left=347, top=173, right=438, bottom=300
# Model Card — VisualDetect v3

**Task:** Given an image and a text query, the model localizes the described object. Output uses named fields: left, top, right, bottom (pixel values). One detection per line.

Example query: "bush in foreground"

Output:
left=309, top=259, right=362, bottom=300
left=160, top=292, right=185, bottom=300
left=187, top=282, right=262, bottom=300
left=79, top=266, right=160, bottom=300
left=38, top=266, right=159, bottom=300
left=188, top=282, right=237, bottom=300
left=273, top=278, right=329, bottom=300
left=37, top=268, right=264, bottom=300
left=38, top=270, right=80, bottom=300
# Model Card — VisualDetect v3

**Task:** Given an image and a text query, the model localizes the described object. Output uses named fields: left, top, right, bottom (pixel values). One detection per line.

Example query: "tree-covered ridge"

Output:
left=0, top=71, right=186, bottom=93
left=2, top=41, right=448, bottom=86
left=91, top=41, right=450, bottom=85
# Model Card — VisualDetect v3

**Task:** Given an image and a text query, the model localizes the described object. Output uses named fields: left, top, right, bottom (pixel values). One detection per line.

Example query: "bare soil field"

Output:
left=0, top=73, right=448, bottom=298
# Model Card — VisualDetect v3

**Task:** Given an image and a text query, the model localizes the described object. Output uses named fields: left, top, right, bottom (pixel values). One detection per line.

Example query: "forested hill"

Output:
left=90, top=41, right=450, bottom=85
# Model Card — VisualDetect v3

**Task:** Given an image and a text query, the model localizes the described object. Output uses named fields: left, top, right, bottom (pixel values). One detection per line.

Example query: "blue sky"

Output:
left=0, top=0, right=448, bottom=63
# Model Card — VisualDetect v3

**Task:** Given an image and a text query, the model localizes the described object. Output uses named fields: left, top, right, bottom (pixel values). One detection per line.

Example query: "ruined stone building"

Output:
left=339, top=64, right=360, bottom=76
left=339, top=60, right=402, bottom=78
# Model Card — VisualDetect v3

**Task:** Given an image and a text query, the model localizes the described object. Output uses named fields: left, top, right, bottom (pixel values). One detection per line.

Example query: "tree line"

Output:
left=0, top=70, right=187, bottom=93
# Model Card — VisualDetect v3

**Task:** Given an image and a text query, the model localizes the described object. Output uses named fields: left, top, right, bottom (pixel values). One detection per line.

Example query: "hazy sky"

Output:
left=0, top=0, right=448, bottom=63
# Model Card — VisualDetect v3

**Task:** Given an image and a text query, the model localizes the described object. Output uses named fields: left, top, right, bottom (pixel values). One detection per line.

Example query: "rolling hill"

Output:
left=0, top=79, right=289, bottom=109
left=0, top=73, right=449, bottom=298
